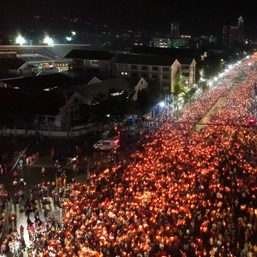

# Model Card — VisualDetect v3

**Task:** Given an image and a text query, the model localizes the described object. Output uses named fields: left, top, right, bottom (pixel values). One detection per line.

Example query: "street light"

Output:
left=15, top=35, right=26, bottom=45
left=43, top=35, right=54, bottom=45
left=207, top=80, right=214, bottom=87
left=158, top=101, right=165, bottom=108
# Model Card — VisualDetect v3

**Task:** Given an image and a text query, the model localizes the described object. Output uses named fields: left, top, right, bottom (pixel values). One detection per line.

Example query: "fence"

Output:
left=0, top=127, right=98, bottom=138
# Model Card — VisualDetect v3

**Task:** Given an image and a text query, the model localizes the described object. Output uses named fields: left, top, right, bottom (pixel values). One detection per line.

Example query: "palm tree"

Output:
left=172, top=76, right=189, bottom=111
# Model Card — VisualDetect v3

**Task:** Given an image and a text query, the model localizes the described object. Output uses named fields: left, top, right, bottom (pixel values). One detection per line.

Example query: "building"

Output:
left=0, top=58, right=26, bottom=77
left=222, top=26, right=229, bottom=45
left=0, top=73, right=74, bottom=93
left=0, top=87, right=65, bottom=132
left=229, top=26, right=240, bottom=44
left=0, top=74, right=148, bottom=136
left=170, top=38, right=189, bottom=48
left=65, top=50, right=115, bottom=75
left=237, top=16, right=245, bottom=43
left=59, top=77, right=148, bottom=128
left=113, top=51, right=196, bottom=94
left=150, top=38, right=172, bottom=48
left=171, top=22, right=180, bottom=39
left=223, top=17, right=245, bottom=45
left=0, top=44, right=100, bottom=77
left=0, top=47, right=71, bottom=77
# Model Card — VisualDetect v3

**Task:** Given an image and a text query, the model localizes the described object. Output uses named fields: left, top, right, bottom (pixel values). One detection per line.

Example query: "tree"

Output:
left=91, top=90, right=132, bottom=122
left=173, top=76, right=188, bottom=97
left=184, top=87, right=197, bottom=103
left=198, top=81, right=209, bottom=92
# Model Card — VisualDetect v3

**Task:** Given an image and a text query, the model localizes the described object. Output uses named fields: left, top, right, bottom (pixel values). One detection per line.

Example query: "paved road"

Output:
left=195, top=96, right=227, bottom=131
left=195, top=70, right=249, bottom=131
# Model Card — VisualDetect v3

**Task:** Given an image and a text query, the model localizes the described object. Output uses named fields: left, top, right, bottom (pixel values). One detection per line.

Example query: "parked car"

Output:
left=93, top=138, right=120, bottom=151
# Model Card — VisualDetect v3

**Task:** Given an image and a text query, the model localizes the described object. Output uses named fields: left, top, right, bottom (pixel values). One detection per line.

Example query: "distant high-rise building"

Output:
left=223, top=17, right=245, bottom=45
left=237, top=16, right=245, bottom=43
left=171, top=22, right=180, bottom=39
left=150, top=38, right=172, bottom=48
left=238, top=16, right=244, bottom=27
left=209, top=35, right=217, bottom=43
left=229, top=26, right=239, bottom=44
left=222, top=25, right=229, bottom=45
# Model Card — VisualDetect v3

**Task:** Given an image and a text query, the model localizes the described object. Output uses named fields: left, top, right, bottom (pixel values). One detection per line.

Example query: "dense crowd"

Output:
left=1, top=59, right=257, bottom=257
left=0, top=178, right=69, bottom=256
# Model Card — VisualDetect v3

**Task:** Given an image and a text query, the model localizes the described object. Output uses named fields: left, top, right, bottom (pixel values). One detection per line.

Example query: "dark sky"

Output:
left=1, top=0, right=257, bottom=36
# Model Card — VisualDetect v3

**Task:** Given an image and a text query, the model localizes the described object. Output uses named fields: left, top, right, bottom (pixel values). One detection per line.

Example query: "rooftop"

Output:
left=0, top=58, right=25, bottom=69
left=0, top=88, right=65, bottom=116
left=65, top=50, right=115, bottom=60
left=65, top=77, right=137, bottom=105
left=1, top=73, right=74, bottom=92
left=17, top=54, right=51, bottom=62
left=115, top=53, right=176, bottom=66
left=131, top=46, right=198, bottom=58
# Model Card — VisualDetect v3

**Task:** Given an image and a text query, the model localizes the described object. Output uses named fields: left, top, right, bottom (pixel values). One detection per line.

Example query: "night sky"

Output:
left=1, top=0, right=257, bottom=36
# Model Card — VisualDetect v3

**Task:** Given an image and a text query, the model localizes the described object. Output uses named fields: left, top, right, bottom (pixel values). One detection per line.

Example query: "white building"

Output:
left=113, top=53, right=196, bottom=94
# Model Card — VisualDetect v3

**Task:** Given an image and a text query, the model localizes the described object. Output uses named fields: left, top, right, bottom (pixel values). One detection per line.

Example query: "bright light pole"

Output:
left=15, top=35, right=26, bottom=45
left=43, top=35, right=54, bottom=45
left=158, top=101, right=165, bottom=108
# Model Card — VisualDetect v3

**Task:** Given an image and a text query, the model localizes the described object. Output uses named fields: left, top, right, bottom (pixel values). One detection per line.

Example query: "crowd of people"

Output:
left=25, top=152, right=40, bottom=167
left=0, top=157, right=9, bottom=175
left=0, top=179, right=69, bottom=256
left=0, top=58, right=257, bottom=257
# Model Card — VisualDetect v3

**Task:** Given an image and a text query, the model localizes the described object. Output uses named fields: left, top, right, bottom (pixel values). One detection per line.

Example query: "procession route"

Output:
left=195, top=96, right=227, bottom=131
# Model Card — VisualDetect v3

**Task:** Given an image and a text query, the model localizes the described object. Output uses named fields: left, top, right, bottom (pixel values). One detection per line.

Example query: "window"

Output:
left=131, top=65, right=138, bottom=70
left=152, top=66, right=159, bottom=71
left=141, top=66, right=147, bottom=70
left=91, top=60, right=98, bottom=65
left=163, top=67, right=170, bottom=72
left=182, top=71, right=190, bottom=76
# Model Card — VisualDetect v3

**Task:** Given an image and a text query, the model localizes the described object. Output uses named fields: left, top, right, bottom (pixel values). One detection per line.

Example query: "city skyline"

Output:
left=1, top=0, right=257, bottom=37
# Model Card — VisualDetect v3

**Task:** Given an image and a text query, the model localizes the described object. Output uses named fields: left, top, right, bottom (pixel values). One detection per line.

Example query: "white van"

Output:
left=93, top=138, right=120, bottom=151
